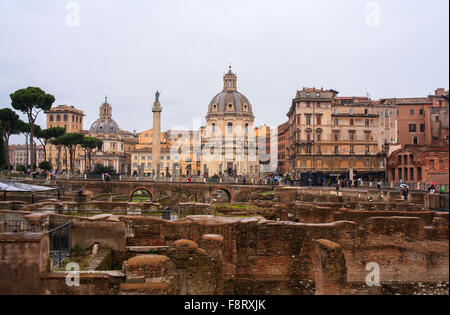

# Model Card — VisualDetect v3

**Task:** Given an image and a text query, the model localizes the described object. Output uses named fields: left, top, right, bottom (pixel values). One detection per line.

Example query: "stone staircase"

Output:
left=87, top=248, right=111, bottom=271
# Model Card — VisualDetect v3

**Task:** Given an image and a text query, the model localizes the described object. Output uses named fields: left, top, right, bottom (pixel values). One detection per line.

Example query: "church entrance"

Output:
left=227, top=163, right=233, bottom=176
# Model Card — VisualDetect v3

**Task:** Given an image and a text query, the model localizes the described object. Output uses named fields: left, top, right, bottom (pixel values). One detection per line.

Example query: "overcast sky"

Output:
left=1, top=0, right=449, bottom=144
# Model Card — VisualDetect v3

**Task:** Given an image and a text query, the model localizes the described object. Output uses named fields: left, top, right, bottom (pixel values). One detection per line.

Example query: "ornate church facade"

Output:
left=201, top=67, right=260, bottom=176
left=86, top=98, right=138, bottom=174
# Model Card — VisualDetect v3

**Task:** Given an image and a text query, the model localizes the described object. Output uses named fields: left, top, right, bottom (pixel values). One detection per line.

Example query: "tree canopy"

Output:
left=10, top=87, right=55, bottom=172
left=0, top=108, right=25, bottom=172
left=60, top=133, right=85, bottom=173
left=10, top=87, right=55, bottom=115
left=81, top=136, right=103, bottom=150
left=81, top=136, right=103, bottom=173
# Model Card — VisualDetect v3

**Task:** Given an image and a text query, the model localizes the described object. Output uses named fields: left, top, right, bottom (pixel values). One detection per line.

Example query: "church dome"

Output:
left=207, top=67, right=254, bottom=116
left=89, top=98, right=121, bottom=135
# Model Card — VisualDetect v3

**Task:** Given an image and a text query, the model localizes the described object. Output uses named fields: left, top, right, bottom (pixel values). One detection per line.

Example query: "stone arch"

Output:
left=211, top=187, right=233, bottom=203
left=129, top=187, right=153, bottom=202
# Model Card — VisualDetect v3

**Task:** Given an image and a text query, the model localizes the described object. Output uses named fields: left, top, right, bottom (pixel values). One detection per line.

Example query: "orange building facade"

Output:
left=386, top=89, right=449, bottom=185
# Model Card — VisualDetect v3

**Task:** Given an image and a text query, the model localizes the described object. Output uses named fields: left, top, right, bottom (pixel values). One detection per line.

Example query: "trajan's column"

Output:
left=152, top=91, right=162, bottom=178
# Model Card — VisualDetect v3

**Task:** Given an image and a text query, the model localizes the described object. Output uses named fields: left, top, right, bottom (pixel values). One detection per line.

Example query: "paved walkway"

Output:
left=87, top=248, right=110, bottom=271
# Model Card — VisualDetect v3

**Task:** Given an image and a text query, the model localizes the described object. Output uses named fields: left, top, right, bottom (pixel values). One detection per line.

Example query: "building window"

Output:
left=334, top=146, right=339, bottom=154
left=365, top=146, right=370, bottom=155
left=350, top=146, right=355, bottom=155
left=350, top=109, right=354, bottom=115
left=413, top=137, right=418, bottom=145
left=398, top=168, right=402, bottom=180
left=349, top=131, right=355, bottom=141
left=430, top=160, right=435, bottom=169
left=385, top=110, right=389, bottom=117
left=306, top=130, right=311, bottom=141
left=391, top=168, right=396, bottom=181
left=334, top=131, right=339, bottom=141
left=227, top=123, right=233, bottom=133
left=334, top=118, right=339, bottom=126
left=410, top=109, right=414, bottom=115
left=245, top=123, right=249, bottom=134
left=365, top=131, right=371, bottom=141
left=350, top=119, right=354, bottom=126
left=334, top=108, right=338, bottom=115
left=409, top=124, right=416, bottom=132
left=317, top=146, right=321, bottom=155
left=316, top=93, right=320, bottom=98
left=365, top=119, right=370, bottom=126
left=317, top=130, right=322, bottom=141
left=417, top=167, right=422, bottom=181
left=212, top=123, right=216, bottom=134
left=306, top=93, right=310, bottom=98
left=439, top=160, right=444, bottom=169
left=419, top=109, right=424, bottom=115
left=365, top=109, right=369, bottom=115
left=436, top=116, right=440, bottom=122
left=50, top=115, right=54, bottom=122
left=410, top=168, right=414, bottom=181
left=317, top=116, right=321, bottom=126
left=306, top=145, right=311, bottom=155
left=419, top=123, right=425, bottom=132
left=57, top=115, right=61, bottom=122
left=306, top=115, right=311, bottom=126
left=64, top=114, right=68, bottom=122
left=410, top=154, right=414, bottom=164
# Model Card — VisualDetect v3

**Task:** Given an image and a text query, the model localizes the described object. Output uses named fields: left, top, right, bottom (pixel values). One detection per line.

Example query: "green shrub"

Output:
left=38, top=161, right=52, bottom=171
left=16, top=164, right=26, bottom=173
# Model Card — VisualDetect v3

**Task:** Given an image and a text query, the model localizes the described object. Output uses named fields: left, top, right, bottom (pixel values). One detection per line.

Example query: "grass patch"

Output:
left=213, top=203, right=258, bottom=211
left=258, top=190, right=275, bottom=196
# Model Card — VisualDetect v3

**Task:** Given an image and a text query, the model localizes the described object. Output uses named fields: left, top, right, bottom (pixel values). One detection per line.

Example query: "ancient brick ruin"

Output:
left=0, top=182, right=448, bottom=295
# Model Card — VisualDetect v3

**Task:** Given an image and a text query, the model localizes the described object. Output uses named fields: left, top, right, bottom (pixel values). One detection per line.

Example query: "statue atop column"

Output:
left=153, top=90, right=162, bottom=112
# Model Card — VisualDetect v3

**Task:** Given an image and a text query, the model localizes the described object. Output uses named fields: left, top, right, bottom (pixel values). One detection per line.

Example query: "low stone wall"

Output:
left=72, top=221, right=126, bottom=251
left=0, top=204, right=448, bottom=295
left=41, top=272, right=125, bottom=295
left=0, top=232, right=49, bottom=295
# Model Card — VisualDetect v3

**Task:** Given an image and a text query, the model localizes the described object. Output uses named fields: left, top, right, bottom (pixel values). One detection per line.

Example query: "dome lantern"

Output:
left=223, top=66, right=237, bottom=92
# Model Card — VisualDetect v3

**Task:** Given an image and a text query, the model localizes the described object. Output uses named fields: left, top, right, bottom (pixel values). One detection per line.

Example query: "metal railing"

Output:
left=22, top=173, right=450, bottom=192
left=49, top=222, right=73, bottom=268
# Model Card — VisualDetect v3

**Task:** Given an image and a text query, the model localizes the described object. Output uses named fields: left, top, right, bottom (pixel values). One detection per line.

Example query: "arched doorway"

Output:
left=211, top=188, right=232, bottom=203
left=129, top=188, right=153, bottom=202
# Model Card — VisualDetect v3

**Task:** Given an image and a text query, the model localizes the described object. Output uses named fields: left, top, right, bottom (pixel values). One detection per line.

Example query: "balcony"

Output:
left=332, top=113, right=379, bottom=118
